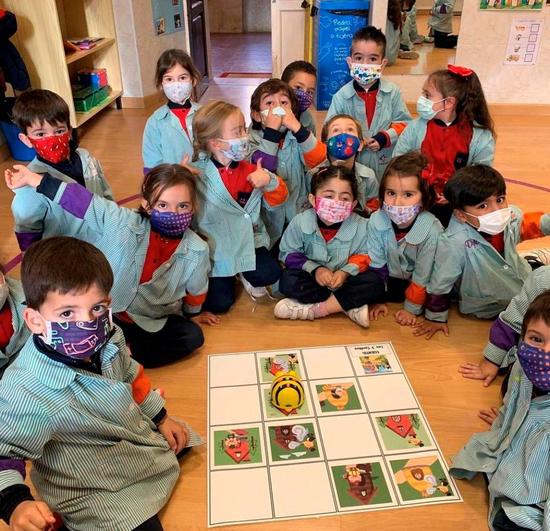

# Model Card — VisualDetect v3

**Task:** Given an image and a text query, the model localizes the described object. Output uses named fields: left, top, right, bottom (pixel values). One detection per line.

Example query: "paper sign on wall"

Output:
left=504, top=18, right=544, bottom=65
left=151, top=0, right=184, bottom=36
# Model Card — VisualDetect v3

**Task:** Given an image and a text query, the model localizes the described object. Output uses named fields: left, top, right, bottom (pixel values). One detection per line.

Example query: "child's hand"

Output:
left=435, top=192, right=448, bottom=205
left=329, top=270, right=349, bottom=290
left=179, top=154, right=200, bottom=176
left=395, top=309, right=421, bottom=326
left=9, top=500, right=56, bottom=531
left=413, top=319, right=449, bottom=339
left=191, top=311, right=221, bottom=326
left=5, top=165, right=43, bottom=190
left=478, top=406, right=499, bottom=426
left=365, top=138, right=381, bottom=152
left=247, top=159, right=271, bottom=189
left=315, top=267, right=333, bottom=287
left=281, top=108, right=302, bottom=134
left=264, top=107, right=283, bottom=131
left=369, top=303, right=389, bottom=321
left=458, top=359, right=499, bottom=387
left=158, top=416, right=189, bottom=453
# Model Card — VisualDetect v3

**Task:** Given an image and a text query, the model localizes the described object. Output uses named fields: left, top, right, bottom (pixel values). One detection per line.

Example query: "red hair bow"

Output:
left=448, top=64, right=473, bottom=78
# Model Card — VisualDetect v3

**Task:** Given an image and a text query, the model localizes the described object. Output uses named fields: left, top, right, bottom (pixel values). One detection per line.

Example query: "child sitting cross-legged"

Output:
left=0, top=237, right=201, bottom=531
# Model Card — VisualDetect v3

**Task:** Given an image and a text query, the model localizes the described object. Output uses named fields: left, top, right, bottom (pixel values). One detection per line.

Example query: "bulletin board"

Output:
left=151, top=0, right=184, bottom=36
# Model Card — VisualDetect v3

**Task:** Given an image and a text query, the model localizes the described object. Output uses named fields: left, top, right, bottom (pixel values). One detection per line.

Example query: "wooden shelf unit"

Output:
left=3, top=0, right=123, bottom=128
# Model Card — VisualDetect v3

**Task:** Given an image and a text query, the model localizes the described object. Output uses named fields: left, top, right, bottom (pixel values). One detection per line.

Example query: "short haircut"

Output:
left=521, top=290, right=550, bottom=339
left=250, top=79, right=298, bottom=130
left=12, top=89, right=70, bottom=133
left=310, top=166, right=358, bottom=201
left=379, top=152, right=434, bottom=211
left=281, top=61, right=317, bottom=83
left=321, top=114, right=363, bottom=142
left=350, top=26, right=387, bottom=58
left=155, top=48, right=201, bottom=99
left=443, top=165, right=506, bottom=210
left=22, top=237, right=114, bottom=310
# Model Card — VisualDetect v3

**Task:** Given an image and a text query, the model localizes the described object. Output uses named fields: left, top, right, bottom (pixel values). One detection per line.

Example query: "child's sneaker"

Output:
left=398, top=50, right=419, bottom=60
left=238, top=273, right=269, bottom=300
left=413, top=35, right=425, bottom=44
left=345, top=304, right=370, bottom=328
left=274, top=298, right=315, bottom=320
left=519, top=248, right=550, bottom=269
left=423, top=36, right=434, bottom=43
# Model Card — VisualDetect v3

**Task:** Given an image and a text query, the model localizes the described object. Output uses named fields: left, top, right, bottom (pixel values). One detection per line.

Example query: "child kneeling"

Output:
left=275, top=167, right=385, bottom=327
left=0, top=237, right=200, bottom=531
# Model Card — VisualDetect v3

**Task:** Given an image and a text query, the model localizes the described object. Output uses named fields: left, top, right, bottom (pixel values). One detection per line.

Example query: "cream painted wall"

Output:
left=244, top=0, right=271, bottom=32
left=455, top=3, right=548, bottom=104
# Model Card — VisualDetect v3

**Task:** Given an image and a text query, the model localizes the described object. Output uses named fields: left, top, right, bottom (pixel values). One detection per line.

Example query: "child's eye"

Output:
left=55, top=129, right=66, bottom=135
left=478, top=203, right=487, bottom=209
left=92, top=305, right=107, bottom=314
left=60, top=310, right=73, bottom=319
left=385, top=190, right=395, bottom=196
left=157, top=202, right=167, bottom=209
left=178, top=203, right=190, bottom=210
left=405, top=192, right=414, bottom=198
left=496, top=196, right=506, bottom=204
left=528, top=335, right=543, bottom=343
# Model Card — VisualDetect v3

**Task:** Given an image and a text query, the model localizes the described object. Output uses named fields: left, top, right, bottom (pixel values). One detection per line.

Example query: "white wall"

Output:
left=244, top=0, right=271, bottom=32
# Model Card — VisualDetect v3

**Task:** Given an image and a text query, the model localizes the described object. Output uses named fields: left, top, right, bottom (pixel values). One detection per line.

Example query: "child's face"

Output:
left=326, top=117, right=360, bottom=140
left=255, top=90, right=292, bottom=117
left=524, top=317, right=550, bottom=351
left=309, top=177, right=357, bottom=207
left=209, top=110, right=247, bottom=158
left=162, top=63, right=196, bottom=86
left=287, top=72, right=316, bottom=96
left=143, top=183, right=194, bottom=215
left=459, top=193, right=508, bottom=228
left=383, top=175, right=422, bottom=207
left=347, top=39, right=386, bottom=67
left=19, top=120, right=69, bottom=147
left=24, top=283, right=111, bottom=336
left=421, top=81, right=453, bottom=114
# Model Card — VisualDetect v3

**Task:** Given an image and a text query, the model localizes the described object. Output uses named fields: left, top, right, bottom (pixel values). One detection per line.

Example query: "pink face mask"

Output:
left=314, top=196, right=353, bottom=224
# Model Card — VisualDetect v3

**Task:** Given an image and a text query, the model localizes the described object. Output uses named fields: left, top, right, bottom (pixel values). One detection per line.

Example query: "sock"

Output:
left=312, top=302, right=329, bottom=318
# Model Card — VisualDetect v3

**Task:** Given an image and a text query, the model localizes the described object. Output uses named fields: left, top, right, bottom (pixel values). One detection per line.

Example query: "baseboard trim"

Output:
left=0, top=142, right=10, bottom=162
left=405, top=102, right=550, bottom=116
left=122, top=92, right=165, bottom=109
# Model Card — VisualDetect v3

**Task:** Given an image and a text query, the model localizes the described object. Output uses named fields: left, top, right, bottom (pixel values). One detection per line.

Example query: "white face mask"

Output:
left=466, top=207, right=511, bottom=235
left=162, top=81, right=193, bottom=104
left=416, top=95, right=446, bottom=121
left=261, top=106, right=287, bottom=132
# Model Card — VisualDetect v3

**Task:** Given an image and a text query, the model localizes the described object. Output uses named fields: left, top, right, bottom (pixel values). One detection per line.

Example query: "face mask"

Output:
left=314, top=197, right=353, bottom=224
left=327, top=133, right=361, bottom=160
left=383, top=202, right=422, bottom=227
left=416, top=96, right=446, bottom=121
left=466, top=207, right=511, bottom=236
left=0, top=282, right=9, bottom=309
left=294, top=88, right=314, bottom=112
left=349, top=63, right=382, bottom=87
left=162, top=81, right=193, bottom=104
left=29, top=131, right=71, bottom=164
left=42, top=311, right=112, bottom=360
left=218, top=136, right=250, bottom=162
left=150, top=210, right=193, bottom=238
left=517, top=340, right=550, bottom=391
left=261, top=107, right=287, bottom=133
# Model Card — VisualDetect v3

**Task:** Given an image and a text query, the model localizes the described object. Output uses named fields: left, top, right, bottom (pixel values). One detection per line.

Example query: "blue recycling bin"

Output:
left=312, top=0, right=370, bottom=111
left=0, top=120, right=36, bottom=161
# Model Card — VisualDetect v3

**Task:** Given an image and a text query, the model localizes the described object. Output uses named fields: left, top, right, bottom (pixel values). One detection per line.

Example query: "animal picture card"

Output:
left=373, top=410, right=436, bottom=454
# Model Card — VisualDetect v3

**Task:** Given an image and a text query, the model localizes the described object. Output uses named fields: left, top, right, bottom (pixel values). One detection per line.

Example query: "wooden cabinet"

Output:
left=4, top=0, right=123, bottom=128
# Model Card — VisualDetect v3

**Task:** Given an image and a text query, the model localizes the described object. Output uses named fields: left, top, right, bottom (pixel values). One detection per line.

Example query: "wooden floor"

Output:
left=1, top=76, right=550, bottom=530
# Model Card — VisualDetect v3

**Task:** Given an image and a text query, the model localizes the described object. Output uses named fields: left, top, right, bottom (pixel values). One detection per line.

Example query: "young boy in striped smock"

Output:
left=0, top=237, right=201, bottom=531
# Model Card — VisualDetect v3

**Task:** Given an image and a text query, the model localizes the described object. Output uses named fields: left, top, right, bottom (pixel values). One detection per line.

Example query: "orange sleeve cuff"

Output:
left=389, top=122, right=407, bottom=136
left=520, top=211, right=544, bottom=241
left=132, top=364, right=152, bottom=405
left=365, top=197, right=379, bottom=214
left=303, top=140, right=327, bottom=169
left=348, top=254, right=371, bottom=273
left=263, top=176, right=289, bottom=206
left=184, top=292, right=207, bottom=307
left=405, top=281, right=427, bottom=306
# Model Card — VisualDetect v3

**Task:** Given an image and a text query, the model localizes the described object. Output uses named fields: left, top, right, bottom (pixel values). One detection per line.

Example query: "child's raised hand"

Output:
left=395, top=309, right=421, bottom=326
left=369, top=303, right=389, bottom=321
left=314, top=267, right=333, bottom=287
left=413, top=319, right=449, bottom=339
left=5, top=165, right=43, bottom=190
left=247, top=159, right=271, bottom=189
left=458, top=359, right=499, bottom=387
left=264, top=107, right=283, bottom=131
left=158, top=416, right=189, bottom=453
left=9, top=500, right=56, bottom=531
left=281, top=108, right=302, bottom=134
left=191, top=311, right=221, bottom=326
left=329, top=270, right=349, bottom=290
left=478, top=406, right=499, bottom=426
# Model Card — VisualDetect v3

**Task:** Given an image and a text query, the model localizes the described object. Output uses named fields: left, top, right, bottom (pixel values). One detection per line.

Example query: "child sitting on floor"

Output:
left=281, top=60, right=317, bottom=136
left=450, top=291, right=549, bottom=531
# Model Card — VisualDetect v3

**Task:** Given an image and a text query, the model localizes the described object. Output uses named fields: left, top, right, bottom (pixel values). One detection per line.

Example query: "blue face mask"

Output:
left=218, top=137, right=250, bottom=161
left=150, top=210, right=193, bottom=238
left=327, top=133, right=361, bottom=160
left=517, top=340, right=550, bottom=391
left=416, top=96, right=446, bottom=121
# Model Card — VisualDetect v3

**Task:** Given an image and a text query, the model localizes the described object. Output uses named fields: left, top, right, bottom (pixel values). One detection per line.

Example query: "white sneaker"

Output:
left=345, top=305, right=370, bottom=328
left=274, top=299, right=315, bottom=320
left=238, top=273, right=269, bottom=300
left=519, top=248, right=550, bottom=268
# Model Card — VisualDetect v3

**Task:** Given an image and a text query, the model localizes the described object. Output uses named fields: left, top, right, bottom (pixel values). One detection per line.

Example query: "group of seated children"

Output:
left=0, top=21, right=547, bottom=531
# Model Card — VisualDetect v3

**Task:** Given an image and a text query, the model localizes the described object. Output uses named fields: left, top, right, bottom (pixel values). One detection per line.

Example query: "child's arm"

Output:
left=469, top=130, right=495, bottom=166
left=392, top=120, right=420, bottom=159
left=11, top=186, right=50, bottom=251
left=247, top=160, right=289, bottom=209
left=89, top=155, right=115, bottom=201
left=370, top=90, right=412, bottom=151
left=518, top=210, right=550, bottom=242
left=182, top=248, right=210, bottom=315
left=142, top=117, right=163, bottom=174
left=282, top=110, right=327, bottom=169
left=249, top=109, right=285, bottom=173
left=279, top=217, right=320, bottom=274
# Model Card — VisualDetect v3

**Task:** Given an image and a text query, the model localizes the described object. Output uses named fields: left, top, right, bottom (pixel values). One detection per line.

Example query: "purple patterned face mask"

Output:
left=43, top=311, right=112, bottom=360
left=294, top=88, right=314, bottom=112
left=150, top=210, right=193, bottom=237
left=517, top=340, right=550, bottom=391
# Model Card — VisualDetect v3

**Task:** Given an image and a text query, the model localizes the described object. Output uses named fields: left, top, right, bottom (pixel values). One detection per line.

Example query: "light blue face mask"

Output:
left=416, top=95, right=446, bottom=121
left=218, top=136, right=250, bottom=162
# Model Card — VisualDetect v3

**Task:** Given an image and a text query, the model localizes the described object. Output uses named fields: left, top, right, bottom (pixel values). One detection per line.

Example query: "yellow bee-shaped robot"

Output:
left=270, top=371, right=304, bottom=414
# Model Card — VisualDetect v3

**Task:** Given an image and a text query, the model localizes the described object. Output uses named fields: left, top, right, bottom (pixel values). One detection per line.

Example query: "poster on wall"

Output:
left=151, top=0, right=184, bottom=36
left=504, top=18, right=544, bottom=65
left=480, top=0, right=542, bottom=10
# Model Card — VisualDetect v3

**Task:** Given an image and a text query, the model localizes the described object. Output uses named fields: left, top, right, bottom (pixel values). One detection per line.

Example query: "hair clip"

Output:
left=447, top=64, right=473, bottom=78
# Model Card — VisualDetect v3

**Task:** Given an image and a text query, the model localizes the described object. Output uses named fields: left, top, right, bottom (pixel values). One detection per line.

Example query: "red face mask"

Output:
left=29, top=131, right=71, bottom=164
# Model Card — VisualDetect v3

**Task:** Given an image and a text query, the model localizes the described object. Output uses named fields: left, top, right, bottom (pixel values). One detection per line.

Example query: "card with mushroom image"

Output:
left=388, top=453, right=459, bottom=504
left=265, top=421, right=322, bottom=464
left=257, top=351, right=302, bottom=383
left=211, top=424, right=265, bottom=470
left=310, top=379, right=365, bottom=416
left=373, top=410, right=436, bottom=454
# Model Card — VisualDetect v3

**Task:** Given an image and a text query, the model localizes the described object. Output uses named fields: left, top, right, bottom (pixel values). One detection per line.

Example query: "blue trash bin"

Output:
left=312, top=0, right=370, bottom=111
left=0, top=119, right=36, bottom=161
